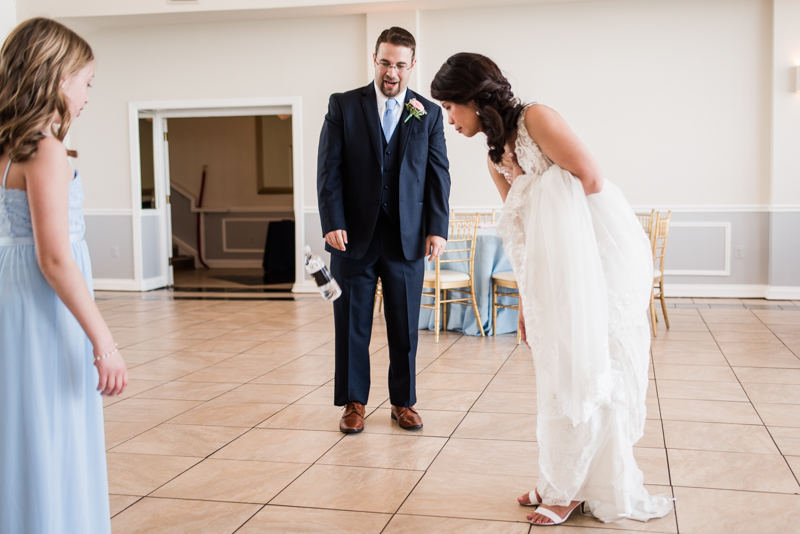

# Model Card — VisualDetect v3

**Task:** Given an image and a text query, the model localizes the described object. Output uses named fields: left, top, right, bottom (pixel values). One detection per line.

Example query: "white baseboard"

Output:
left=292, top=279, right=318, bottom=293
left=665, top=284, right=768, bottom=298
left=766, top=286, right=800, bottom=300
left=93, top=278, right=142, bottom=291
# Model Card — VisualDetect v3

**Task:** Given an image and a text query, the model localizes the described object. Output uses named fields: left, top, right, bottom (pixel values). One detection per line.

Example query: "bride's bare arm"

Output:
left=487, top=156, right=512, bottom=202
left=524, top=105, right=603, bottom=195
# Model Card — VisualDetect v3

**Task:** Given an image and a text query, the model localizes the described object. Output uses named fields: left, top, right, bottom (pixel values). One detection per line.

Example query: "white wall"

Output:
left=67, top=15, right=364, bottom=212
left=420, top=0, right=773, bottom=209
left=0, top=1, right=15, bottom=39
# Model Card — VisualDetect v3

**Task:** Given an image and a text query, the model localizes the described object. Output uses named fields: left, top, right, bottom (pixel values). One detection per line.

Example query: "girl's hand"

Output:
left=95, top=350, right=128, bottom=396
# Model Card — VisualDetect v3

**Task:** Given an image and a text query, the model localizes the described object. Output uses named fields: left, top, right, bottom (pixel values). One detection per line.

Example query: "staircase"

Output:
left=172, top=245, right=195, bottom=271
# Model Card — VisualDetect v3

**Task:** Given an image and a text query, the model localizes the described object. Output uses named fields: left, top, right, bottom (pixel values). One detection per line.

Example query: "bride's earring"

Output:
left=476, top=110, right=480, bottom=116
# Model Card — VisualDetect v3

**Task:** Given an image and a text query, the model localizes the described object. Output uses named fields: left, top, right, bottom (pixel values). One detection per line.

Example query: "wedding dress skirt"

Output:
left=497, top=164, right=673, bottom=523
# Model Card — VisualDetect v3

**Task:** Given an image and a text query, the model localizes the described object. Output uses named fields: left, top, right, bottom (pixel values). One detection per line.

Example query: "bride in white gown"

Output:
left=431, top=53, right=673, bottom=526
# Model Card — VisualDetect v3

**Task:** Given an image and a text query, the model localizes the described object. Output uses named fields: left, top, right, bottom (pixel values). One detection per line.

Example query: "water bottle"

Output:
left=304, top=246, right=342, bottom=301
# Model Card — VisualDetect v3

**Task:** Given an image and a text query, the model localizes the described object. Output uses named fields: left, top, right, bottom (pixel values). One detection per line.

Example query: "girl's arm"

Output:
left=25, top=137, right=127, bottom=395
left=524, top=105, right=604, bottom=195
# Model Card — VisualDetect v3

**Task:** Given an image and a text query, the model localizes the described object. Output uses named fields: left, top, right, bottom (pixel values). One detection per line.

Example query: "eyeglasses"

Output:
left=375, top=59, right=412, bottom=72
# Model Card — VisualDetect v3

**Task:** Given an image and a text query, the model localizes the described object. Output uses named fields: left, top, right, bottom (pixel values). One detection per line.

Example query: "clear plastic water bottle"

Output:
left=303, top=246, right=342, bottom=301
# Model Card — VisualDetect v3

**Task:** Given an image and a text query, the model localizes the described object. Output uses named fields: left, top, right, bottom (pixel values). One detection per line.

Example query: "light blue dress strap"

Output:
left=2, top=159, right=10, bottom=188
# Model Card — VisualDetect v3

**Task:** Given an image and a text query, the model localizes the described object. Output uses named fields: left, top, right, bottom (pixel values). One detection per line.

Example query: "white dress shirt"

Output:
left=374, top=80, right=407, bottom=130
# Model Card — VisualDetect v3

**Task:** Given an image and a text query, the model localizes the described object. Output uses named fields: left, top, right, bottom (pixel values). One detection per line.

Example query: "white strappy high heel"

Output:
left=529, top=502, right=584, bottom=526
left=519, top=489, right=542, bottom=507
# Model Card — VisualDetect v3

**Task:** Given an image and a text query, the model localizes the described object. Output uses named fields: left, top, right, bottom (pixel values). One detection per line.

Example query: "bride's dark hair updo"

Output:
left=430, top=53, right=525, bottom=164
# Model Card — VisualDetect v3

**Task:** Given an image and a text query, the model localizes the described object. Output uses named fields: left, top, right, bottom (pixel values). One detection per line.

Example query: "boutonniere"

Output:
left=404, top=99, right=427, bottom=123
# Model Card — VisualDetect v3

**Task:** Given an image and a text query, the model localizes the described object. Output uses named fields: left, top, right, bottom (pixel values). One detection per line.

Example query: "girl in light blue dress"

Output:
left=0, top=18, right=128, bottom=534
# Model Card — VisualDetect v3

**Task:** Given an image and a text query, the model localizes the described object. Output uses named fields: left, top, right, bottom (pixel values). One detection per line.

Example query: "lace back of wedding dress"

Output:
left=495, top=105, right=673, bottom=522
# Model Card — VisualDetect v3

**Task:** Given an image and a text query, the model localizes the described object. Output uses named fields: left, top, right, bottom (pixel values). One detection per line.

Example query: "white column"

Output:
left=365, top=10, right=422, bottom=93
left=0, top=0, right=16, bottom=42
left=767, top=0, right=800, bottom=297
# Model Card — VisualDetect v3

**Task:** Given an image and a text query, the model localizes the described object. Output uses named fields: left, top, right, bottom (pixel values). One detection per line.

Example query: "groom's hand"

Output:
left=425, top=235, right=446, bottom=262
left=325, top=230, right=348, bottom=251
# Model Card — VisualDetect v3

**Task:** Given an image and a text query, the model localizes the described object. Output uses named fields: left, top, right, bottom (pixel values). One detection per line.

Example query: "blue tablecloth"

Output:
left=418, top=227, right=519, bottom=336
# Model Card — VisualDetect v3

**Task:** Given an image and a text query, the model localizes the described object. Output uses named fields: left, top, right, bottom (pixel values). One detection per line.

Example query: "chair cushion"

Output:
left=423, top=270, right=471, bottom=283
left=654, top=269, right=662, bottom=278
left=492, top=271, right=516, bottom=282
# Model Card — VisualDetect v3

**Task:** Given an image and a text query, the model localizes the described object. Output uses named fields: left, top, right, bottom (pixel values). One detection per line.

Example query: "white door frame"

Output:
left=127, top=97, right=305, bottom=292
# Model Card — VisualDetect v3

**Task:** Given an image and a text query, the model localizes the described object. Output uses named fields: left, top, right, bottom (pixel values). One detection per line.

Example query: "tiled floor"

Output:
left=100, top=294, right=800, bottom=533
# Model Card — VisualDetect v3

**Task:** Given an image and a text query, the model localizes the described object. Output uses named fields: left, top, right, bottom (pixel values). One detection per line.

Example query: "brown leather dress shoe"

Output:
left=339, top=402, right=365, bottom=434
left=390, top=405, right=423, bottom=430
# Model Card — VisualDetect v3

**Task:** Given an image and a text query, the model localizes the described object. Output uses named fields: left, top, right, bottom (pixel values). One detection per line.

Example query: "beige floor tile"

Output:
left=652, top=364, right=736, bottom=382
left=157, top=327, right=229, bottom=340
left=399, top=471, right=536, bottom=523
left=414, top=388, right=482, bottom=411
left=364, top=408, right=467, bottom=438
left=673, top=486, right=800, bottom=534
left=293, top=385, right=390, bottom=407
left=258, top=404, right=358, bottom=431
left=786, top=455, right=800, bottom=479
left=152, top=458, right=307, bottom=503
left=133, top=380, right=239, bottom=401
left=125, top=338, right=207, bottom=352
left=718, top=340, right=800, bottom=357
left=724, top=351, right=800, bottom=368
left=212, top=329, right=290, bottom=342
left=319, top=433, right=447, bottom=470
left=423, top=358, right=505, bottom=374
left=710, top=331, right=783, bottom=344
left=213, top=428, right=342, bottom=463
left=741, top=382, right=800, bottom=404
left=471, top=391, right=538, bottom=415
left=706, top=322, right=773, bottom=334
left=659, top=399, right=761, bottom=425
left=238, top=506, right=390, bottom=534
left=213, top=384, right=316, bottom=404
left=272, top=464, right=423, bottom=513
left=103, top=398, right=202, bottom=423
left=637, top=419, right=665, bottom=448
left=485, top=373, right=538, bottom=393
left=663, top=420, right=779, bottom=454
left=415, top=372, right=495, bottom=391
left=651, top=352, right=728, bottom=366
left=646, top=396, right=661, bottom=419
left=634, top=447, right=670, bottom=486
left=497, top=358, right=536, bottom=376
left=769, top=426, right=800, bottom=456
left=120, top=349, right=173, bottom=367
left=667, top=449, right=799, bottom=493
left=733, top=367, right=800, bottom=384
left=754, top=402, right=800, bottom=427
left=169, top=398, right=285, bottom=427
left=111, top=497, right=259, bottom=534
left=752, top=310, right=800, bottom=325
left=126, top=354, right=218, bottom=381
left=104, top=421, right=159, bottom=450
left=251, top=356, right=336, bottom=385
left=655, top=380, right=747, bottom=402
left=648, top=330, right=714, bottom=342
left=109, top=424, right=247, bottom=457
left=699, top=314, right=761, bottom=325
left=428, top=438, right=539, bottom=477
left=103, top=379, right=167, bottom=407
left=106, top=452, right=201, bottom=495
left=108, top=494, right=140, bottom=517
left=384, top=515, right=528, bottom=534
left=648, top=340, right=721, bottom=353
left=453, top=412, right=537, bottom=442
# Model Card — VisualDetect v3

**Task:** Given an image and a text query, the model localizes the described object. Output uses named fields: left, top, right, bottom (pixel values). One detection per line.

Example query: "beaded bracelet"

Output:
left=94, top=343, right=119, bottom=363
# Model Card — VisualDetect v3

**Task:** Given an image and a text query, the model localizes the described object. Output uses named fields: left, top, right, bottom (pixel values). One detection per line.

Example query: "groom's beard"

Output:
left=380, top=77, right=401, bottom=97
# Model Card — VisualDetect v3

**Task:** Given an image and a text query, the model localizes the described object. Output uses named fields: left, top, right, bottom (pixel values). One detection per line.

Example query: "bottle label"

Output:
left=311, top=268, right=333, bottom=287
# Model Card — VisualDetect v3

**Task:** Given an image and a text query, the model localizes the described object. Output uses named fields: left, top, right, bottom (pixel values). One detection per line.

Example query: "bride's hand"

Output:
left=518, top=302, right=529, bottom=348
left=499, top=146, right=523, bottom=184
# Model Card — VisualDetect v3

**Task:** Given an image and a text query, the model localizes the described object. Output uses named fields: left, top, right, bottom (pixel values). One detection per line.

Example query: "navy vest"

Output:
left=379, top=123, right=402, bottom=224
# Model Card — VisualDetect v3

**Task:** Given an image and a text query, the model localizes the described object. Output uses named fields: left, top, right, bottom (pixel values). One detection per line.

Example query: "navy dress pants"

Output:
left=330, top=212, right=424, bottom=407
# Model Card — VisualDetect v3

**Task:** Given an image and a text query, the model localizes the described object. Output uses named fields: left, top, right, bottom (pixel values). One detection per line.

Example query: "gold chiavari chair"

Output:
left=636, top=210, right=656, bottom=245
left=421, top=216, right=485, bottom=343
left=492, top=271, right=521, bottom=344
left=650, top=211, right=671, bottom=336
left=451, top=210, right=496, bottom=225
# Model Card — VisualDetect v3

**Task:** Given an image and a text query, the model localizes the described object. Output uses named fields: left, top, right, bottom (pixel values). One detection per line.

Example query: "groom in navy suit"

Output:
left=317, top=27, right=450, bottom=433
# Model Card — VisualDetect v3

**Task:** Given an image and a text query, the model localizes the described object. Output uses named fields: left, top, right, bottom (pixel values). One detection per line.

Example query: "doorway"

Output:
left=129, top=98, right=304, bottom=292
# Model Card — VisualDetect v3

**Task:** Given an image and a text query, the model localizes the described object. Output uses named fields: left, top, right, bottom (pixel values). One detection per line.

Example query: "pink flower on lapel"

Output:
left=404, top=99, right=427, bottom=123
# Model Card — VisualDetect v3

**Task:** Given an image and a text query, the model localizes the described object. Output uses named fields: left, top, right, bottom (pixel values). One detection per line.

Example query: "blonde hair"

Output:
left=0, top=17, right=94, bottom=161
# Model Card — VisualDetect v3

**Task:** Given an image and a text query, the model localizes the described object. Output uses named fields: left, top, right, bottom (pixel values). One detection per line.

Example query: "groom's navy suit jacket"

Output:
left=317, top=83, right=450, bottom=260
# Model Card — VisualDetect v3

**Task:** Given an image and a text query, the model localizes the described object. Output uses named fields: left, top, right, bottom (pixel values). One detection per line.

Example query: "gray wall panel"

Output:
left=141, top=216, right=161, bottom=279
left=203, top=212, right=293, bottom=260
left=770, top=212, right=800, bottom=286
left=84, top=215, right=134, bottom=279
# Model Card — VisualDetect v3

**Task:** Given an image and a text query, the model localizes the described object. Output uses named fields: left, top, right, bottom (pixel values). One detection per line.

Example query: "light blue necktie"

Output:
left=382, top=98, right=398, bottom=141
